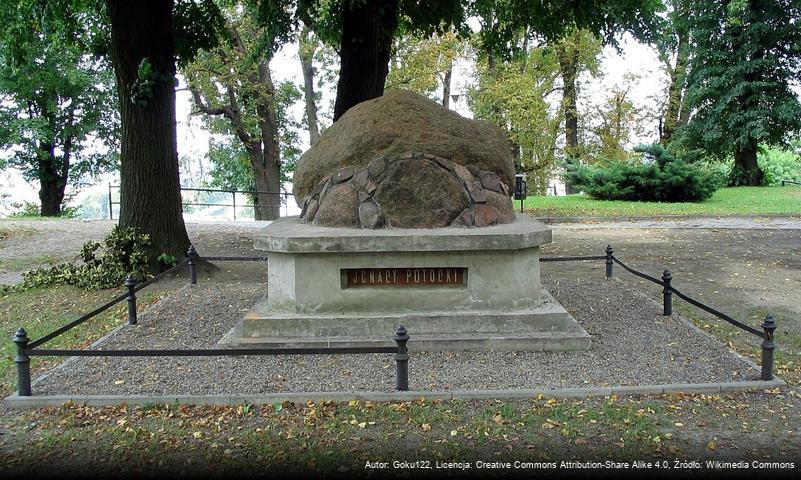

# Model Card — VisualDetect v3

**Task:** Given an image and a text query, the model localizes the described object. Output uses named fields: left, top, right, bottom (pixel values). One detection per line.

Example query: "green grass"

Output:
left=8, top=394, right=755, bottom=476
left=0, top=224, right=37, bottom=241
left=0, top=253, right=64, bottom=273
left=525, top=186, right=801, bottom=217
left=0, top=215, right=64, bottom=221
left=0, top=285, right=172, bottom=395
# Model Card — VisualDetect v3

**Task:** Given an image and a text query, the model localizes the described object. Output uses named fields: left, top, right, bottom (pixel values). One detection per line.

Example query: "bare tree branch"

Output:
left=189, top=86, right=229, bottom=117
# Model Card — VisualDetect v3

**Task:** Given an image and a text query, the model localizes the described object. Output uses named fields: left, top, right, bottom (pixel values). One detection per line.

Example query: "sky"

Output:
left=1, top=33, right=666, bottom=219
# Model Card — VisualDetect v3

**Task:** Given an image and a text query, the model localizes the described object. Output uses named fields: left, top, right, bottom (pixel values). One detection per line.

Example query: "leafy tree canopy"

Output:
left=0, top=0, right=118, bottom=215
left=678, top=0, right=801, bottom=179
left=205, top=80, right=303, bottom=191
left=386, top=31, right=462, bottom=98
left=472, top=0, right=663, bottom=57
left=469, top=42, right=562, bottom=193
left=255, top=0, right=663, bottom=57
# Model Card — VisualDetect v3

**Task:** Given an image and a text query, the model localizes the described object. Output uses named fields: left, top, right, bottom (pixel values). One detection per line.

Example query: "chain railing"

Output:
left=11, top=247, right=409, bottom=397
left=10, top=244, right=779, bottom=398
left=541, top=245, right=777, bottom=381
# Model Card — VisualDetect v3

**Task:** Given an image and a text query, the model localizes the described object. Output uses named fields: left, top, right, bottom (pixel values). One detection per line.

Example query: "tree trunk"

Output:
left=255, top=61, right=282, bottom=221
left=441, top=64, right=452, bottom=109
left=557, top=45, right=580, bottom=195
left=660, top=32, right=689, bottom=145
left=38, top=179, right=63, bottom=216
left=732, top=144, right=764, bottom=186
left=252, top=162, right=281, bottom=221
left=333, top=0, right=400, bottom=121
left=245, top=140, right=281, bottom=221
left=678, top=90, right=691, bottom=127
left=299, top=26, right=320, bottom=146
left=36, top=142, right=67, bottom=216
left=107, top=0, right=189, bottom=263
left=252, top=193, right=264, bottom=221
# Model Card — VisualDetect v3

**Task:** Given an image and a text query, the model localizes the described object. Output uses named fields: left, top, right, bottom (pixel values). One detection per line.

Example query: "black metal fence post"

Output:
left=125, top=275, right=137, bottom=325
left=187, top=245, right=198, bottom=285
left=661, top=269, right=673, bottom=316
left=13, top=328, right=31, bottom=396
left=761, top=314, right=776, bottom=381
left=605, top=245, right=614, bottom=279
left=108, top=183, right=113, bottom=220
left=393, top=324, right=409, bottom=391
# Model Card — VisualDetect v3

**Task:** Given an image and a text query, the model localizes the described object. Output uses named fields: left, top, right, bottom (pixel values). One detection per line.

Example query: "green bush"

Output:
left=758, top=147, right=801, bottom=186
left=7, top=200, right=80, bottom=218
left=8, top=201, right=40, bottom=217
left=564, top=144, right=718, bottom=202
left=18, top=226, right=153, bottom=291
left=698, top=160, right=732, bottom=190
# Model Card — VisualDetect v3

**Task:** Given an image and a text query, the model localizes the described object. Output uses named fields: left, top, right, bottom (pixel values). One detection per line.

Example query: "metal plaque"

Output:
left=342, top=267, right=467, bottom=289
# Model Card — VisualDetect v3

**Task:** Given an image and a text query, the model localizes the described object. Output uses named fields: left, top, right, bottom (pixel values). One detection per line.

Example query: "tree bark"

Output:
left=678, top=92, right=691, bottom=127
left=299, top=26, right=320, bottom=146
left=333, top=0, right=400, bottom=121
left=107, top=0, right=190, bottom=262
left=255, top=60, right=282, bottom=221
left=243, top=143, right=276, bottom=221
left=250, top=148, right=281, bottom=221
left=252, top=190, right=264, bottom=221
left=557, top=44, right=580, bottom=195
left=660, top=31, right=689, bottom=145
left=441, top=64, right=452, bottom=109
left=34, top=98, right=70, bottom=216
left=732, top=144, right=764, bottom=186
left=36, top=142, right=67, bottom=216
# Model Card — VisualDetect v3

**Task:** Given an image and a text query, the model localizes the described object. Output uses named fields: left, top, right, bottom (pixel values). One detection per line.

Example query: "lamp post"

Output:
left=514, top=173, right=527, bottom=213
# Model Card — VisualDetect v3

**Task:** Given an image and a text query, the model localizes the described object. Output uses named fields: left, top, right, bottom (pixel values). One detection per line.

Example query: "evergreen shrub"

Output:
left=564, top=144, right=718, bottom=202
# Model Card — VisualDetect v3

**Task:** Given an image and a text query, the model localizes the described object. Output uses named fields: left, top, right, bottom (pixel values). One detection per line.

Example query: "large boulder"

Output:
left=374, top=157, right=470, bottom=228
left=292, top=90, right=516, bottom=202
left=302, top=151, right=515, bottom=229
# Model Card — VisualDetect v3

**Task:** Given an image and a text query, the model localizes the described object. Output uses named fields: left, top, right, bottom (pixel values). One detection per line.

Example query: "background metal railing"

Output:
left=108, top=185, right=292, bottom=221
left=781, top=179, right=801, bottom=186
left=10, top=244, right=779, bottom=398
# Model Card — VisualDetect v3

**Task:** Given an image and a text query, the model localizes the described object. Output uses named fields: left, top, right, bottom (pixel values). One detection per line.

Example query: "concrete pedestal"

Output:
left=219, top=215, right=590, bottom=352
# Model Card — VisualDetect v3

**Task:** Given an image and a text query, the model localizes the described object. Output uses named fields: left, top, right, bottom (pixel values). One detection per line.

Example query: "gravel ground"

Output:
left=0, top=220, right=266, bottom=285
left=30, top=272, right=760, bottom=396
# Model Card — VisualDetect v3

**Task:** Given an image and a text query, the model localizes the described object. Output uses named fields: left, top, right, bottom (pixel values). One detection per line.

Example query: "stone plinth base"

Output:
left=219, top=215, right=590, bottom=352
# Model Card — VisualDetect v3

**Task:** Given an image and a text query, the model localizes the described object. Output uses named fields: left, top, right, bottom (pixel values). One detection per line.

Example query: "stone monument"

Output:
left=220, top=90, right=590, bottom=351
